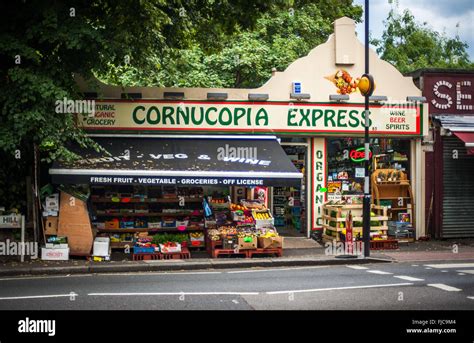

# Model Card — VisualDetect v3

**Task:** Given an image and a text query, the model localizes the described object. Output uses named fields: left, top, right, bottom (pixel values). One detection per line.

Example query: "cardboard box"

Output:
left=43, top=210, right=58, bottom=217
left=45, top=243, right=68, bottom=249
left=44, top=217, right=58, bottom=235
left=222, top=235, right=238, bottom=249
left=257, top=236, right=283, bottom=249
left=160, top=243, right=181, bottom=254
left=105, top=220, right=119, bottom=229
left=93, top=237, right=110, bottom=257
left=41, top=247, right=69, bottom=260
left=238, top=236, right=257, bottom=250
left=45, top=194, right=59, bottom=211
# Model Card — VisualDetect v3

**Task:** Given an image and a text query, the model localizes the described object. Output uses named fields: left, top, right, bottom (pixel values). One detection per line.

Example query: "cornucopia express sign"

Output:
left=77, top=100, right=422, bottom=136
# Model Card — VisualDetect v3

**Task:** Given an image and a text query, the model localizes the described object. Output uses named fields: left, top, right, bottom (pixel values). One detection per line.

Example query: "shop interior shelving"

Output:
left=89, top=186, right=206, bottom=249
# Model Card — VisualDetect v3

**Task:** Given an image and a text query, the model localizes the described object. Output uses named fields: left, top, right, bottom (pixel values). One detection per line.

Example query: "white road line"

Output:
left=0, top=293, right=78, bottom=301
left=467, top=297, right=474, bottom=300
left=427, top=284, right=462, bottom=292
left=266, top=282, right=413, bottom=295
left=95, top=271, right=222, bottom=276
left=425, top=267, right=432, bottom=270
left=0, top=275, right=92, bottom=282
left=346, top=265, right=369, bottom=270
left=88, top=292, right=259, bottom=296
left=366, top=270, right=393, bottom=275
left=456, top=270, right=474, bottom=275
left=411, top=265, right=419, bottom=267
left=440, top=270, right=449, bottom=273
left=458, top=273, right=466, bottom=276
left=227, top=266, right=326, bottom=274
left=424, top=263, right=474, bottom=269
left=394, top=275, right=424, bottom=281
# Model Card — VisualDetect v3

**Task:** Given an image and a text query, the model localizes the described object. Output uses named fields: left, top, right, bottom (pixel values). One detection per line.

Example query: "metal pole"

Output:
left=21, top=215, right=25, bottom=262
left=363, top=0, right=371, bottom=257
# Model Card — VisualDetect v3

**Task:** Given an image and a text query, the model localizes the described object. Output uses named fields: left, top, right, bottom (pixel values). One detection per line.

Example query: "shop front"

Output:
left=44, top=17, right=427, bottom=260
left=408, top=69, right=474, bottom=238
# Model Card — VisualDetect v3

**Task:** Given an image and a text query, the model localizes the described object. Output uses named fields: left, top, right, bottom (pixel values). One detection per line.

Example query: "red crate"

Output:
left=132, top=253, right=162, bottom=261
left=247, top=248, right=282, bottom=258
left=370, top=240, right=399, bottom=250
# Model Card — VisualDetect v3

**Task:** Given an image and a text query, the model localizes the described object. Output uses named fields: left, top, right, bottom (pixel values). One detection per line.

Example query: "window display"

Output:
left=327, top=138, right=411, bottom=204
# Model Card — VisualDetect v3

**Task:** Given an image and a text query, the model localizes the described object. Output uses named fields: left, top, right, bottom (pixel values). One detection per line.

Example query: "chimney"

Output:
left=334, top=17, right=356, bottom=65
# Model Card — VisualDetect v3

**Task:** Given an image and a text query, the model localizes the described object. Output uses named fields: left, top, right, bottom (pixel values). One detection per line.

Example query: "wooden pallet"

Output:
left=132, top=252, right=161, bottom=261
left=370, top=240, right=399, bottom=250
left=247, top=248, right=282, bottom=258
left=161, top=247, right=191, bottom=260
left=211, top=248, right=249, bottom=258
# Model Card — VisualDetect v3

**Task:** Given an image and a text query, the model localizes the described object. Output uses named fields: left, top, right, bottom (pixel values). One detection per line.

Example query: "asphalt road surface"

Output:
left=0, top=261, right=473, bottom=310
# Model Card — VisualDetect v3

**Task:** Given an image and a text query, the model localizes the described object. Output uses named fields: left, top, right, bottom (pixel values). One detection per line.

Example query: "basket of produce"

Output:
left=252, top=210, right=274, bottom=228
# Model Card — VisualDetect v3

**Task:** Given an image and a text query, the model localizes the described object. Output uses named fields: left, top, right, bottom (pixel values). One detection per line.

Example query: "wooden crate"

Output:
left=322, top=203, right=389, bottom=242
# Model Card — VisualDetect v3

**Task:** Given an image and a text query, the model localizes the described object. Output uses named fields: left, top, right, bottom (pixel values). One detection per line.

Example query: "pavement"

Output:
left=0, top=237, right=473, bottom=277
left=0, top=260, right=473, bottom=310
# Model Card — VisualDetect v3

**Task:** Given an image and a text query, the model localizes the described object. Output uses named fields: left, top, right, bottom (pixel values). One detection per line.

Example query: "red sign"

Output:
left=423, top=73, right=474, bottom=114
left=350, top=147, right=372, bottom=162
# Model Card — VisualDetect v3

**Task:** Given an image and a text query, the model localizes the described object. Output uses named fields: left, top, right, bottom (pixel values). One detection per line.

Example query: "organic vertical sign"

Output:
left=312, top=138, right=326, bottom=229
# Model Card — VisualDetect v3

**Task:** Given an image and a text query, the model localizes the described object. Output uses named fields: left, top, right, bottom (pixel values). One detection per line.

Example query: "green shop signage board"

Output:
left=78, top=100, right=422, bottom=136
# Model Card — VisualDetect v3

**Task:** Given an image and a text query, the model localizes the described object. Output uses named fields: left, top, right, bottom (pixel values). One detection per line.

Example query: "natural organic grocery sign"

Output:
left=78, top=100, right=421, bottom=135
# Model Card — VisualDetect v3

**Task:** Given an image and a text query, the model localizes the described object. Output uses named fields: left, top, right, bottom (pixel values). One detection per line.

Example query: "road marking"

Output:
left=266, top=282, right=413, bottom=295
left=458, top=273, right=466, bottom=276
left=424, top=263, right=474, bottom=269
left=411, top=264, right=419, bottom=267
left=366, top=270, right=393, bottom=275
left=227, top=266, right=327, bottom=274
left=456, top=270, right=474, bottom=275
left=0, top=293, right=78, bottom=301
left=95, top=271, right=222, bottom=276
left=468, top=297, right=474, bottom=300
left=440, top=270, right=448, bottom=273
left=0, top=275, right=92, bottom=282
left=394, top=275, right=424, bottom=281
left=88, top=292, right=259, bottom=296
left=232, top=299, right=239, bottom=304
left=345, top=265, right=369, bottom=270
left=427, top=284, right=462, bottom=292
left=425, top=267, right=432, bottom=270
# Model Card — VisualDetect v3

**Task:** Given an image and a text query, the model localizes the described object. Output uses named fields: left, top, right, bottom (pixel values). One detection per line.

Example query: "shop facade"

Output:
left=408, top=69, right=474, bottom=238
left=46, top=17, right=428, bottom=258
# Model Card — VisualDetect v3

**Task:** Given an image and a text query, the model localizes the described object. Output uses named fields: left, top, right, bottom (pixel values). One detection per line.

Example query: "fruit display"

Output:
left=240, top=199, right=266, bottom=210
left=252, top=210, right=272, bottom=220
left=230, top=203, right=247, bottom=211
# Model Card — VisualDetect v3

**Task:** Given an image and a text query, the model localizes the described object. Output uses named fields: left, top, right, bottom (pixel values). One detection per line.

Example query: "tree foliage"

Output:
left=372, top=7, right=473, bottom=73
left=100, top=1, right=363, bottom=88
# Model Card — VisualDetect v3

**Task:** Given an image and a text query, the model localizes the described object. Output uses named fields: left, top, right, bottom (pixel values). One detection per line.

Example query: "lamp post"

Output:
left=362, top=0, right=373, bottom=258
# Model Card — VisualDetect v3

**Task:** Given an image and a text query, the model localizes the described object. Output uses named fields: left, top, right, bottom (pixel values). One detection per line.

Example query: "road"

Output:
left=0, top=261, right=473, bottom=310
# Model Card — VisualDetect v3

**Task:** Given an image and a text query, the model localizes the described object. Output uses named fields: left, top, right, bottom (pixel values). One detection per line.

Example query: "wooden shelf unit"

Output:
left=371, top=169, right=415, bottom=229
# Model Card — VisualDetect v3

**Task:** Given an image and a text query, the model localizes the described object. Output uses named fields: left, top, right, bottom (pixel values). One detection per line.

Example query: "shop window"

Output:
left=326, top=138, right=410, bottom=203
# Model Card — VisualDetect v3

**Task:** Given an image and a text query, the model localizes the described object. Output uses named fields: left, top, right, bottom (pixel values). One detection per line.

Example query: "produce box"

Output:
left=176, top=220, right=189, bottom=227
left=238, top=236, right=258, bottom=250
left=93, top=237, right=110, bottom=257
left=45, top=243, right=68, bottom=249
left=134, top=246, right=155, bottom=254
left=257, top=236, right=283, bottom=249
left=190, top=232, right=205, bottom=242
left=105, top=220, right=119, bottom=229
left=160, top=243, right=181, bottom=254
left=161, top=220, right=177, bottom=228
left=148, top=222, right=161, bottom=229
left=222, top=235, right=238, bottom=249
left=41, top=247, right=69, bottom=260
left=44, top=216, right=58, bottom=235
left=45, top=194, right=59, bottom=211
left=232, top=211, right=245, bottom=222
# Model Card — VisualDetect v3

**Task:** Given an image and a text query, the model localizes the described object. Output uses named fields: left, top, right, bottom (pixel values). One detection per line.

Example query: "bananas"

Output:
left=252, top=211, right=271, bottom=220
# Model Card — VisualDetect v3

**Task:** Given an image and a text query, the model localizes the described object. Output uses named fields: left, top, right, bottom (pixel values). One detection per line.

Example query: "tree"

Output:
left=100, top=1, right=363, bottom=88
left=0, top=0, right=285, bottom=211
left=372, top=6, right=473, bottom=73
